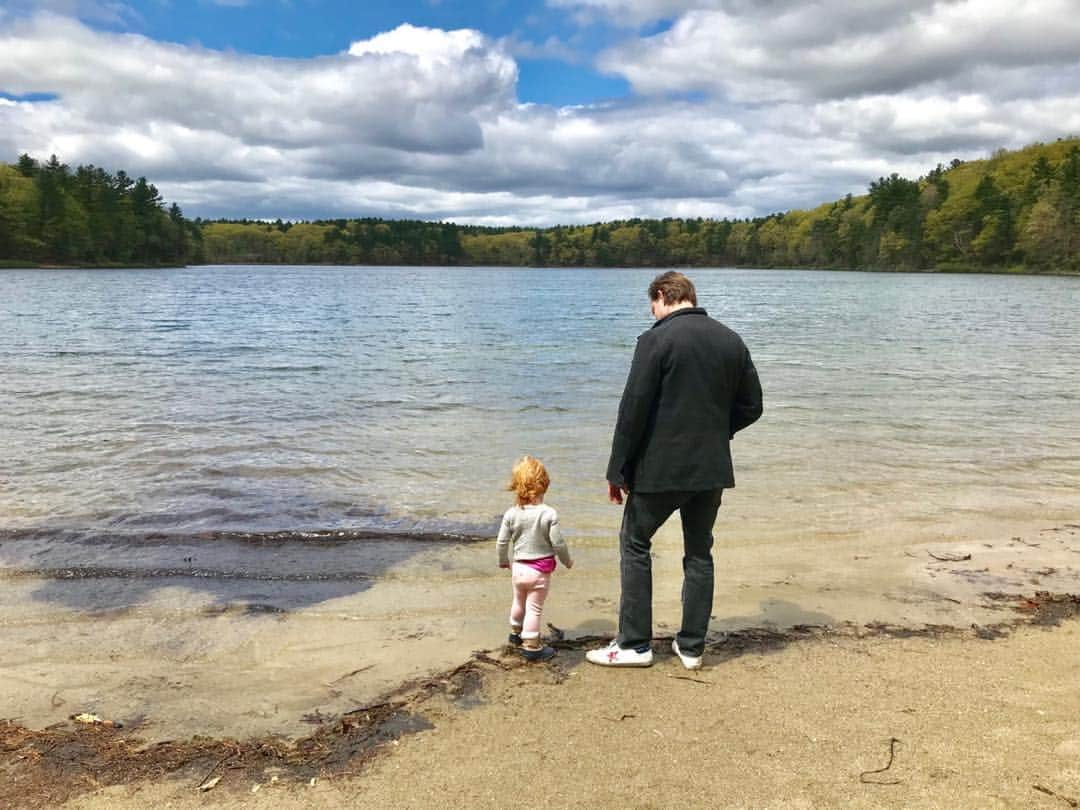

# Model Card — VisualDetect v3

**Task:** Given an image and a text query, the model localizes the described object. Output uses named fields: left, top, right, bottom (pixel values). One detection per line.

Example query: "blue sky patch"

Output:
left=72, top=0, right=634, bottom=106
left=0, top=91, right=59, bottom=103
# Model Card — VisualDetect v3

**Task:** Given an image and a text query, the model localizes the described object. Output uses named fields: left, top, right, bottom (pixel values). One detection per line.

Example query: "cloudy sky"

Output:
left=1, top=0, right=1079, bottom=225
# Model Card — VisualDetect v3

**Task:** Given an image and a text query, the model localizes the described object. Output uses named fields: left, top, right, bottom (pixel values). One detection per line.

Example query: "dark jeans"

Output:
left=617, top=487, right=723, bottom=656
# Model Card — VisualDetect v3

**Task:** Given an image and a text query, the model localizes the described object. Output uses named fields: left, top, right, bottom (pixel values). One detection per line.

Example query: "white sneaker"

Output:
left=585, top=640, right=654, bottom=667
left=671, top=639, right=702, bottom=671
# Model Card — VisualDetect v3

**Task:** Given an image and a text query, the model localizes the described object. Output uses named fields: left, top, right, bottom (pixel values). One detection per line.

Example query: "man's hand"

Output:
left=607, top=482, right=627, bottom=505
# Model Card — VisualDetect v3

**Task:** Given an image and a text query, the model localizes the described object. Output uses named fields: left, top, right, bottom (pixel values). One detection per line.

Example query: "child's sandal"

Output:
left=521, top=645, right=556, bottom=662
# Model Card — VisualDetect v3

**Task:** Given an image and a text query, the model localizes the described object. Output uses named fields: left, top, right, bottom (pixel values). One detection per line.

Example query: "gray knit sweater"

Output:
left=496, top=503, right=572, bottom=568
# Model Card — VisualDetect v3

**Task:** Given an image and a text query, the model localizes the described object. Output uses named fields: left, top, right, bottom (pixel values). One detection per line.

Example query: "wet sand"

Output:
left=11, top=595, right=1080, bottom=809
left=3, top=517, right=1079, bottom=741
left=2, top=520, right=1080, bottom=806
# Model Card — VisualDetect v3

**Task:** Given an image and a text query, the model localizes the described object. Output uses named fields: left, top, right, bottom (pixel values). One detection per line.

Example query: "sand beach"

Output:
left=3, top=518, right=1080, bottom=808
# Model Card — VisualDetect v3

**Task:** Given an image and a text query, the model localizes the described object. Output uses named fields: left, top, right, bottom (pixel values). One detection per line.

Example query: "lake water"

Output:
left=2, top=265, right=1079, bottom=596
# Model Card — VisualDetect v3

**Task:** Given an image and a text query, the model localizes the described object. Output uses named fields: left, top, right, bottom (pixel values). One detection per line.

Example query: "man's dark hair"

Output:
left=648, top=271, right=697, bottom=306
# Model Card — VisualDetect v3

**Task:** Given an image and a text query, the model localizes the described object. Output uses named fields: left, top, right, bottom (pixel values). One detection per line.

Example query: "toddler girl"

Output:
left=496, top=455, right=573, bottom=661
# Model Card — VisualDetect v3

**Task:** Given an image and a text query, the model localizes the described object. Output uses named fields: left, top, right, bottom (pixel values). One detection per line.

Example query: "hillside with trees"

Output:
left=2, top=138, right=1078, bottom=272
left=0, top=154, right=201, bottom=267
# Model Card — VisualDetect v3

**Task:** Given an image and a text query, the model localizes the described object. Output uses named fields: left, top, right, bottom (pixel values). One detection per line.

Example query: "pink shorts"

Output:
left=521, top=555, right=556, bottom=573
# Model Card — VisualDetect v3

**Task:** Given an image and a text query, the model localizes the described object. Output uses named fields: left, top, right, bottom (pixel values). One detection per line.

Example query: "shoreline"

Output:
left=5, top=590, right=1080, bottom=808
left=0, top=262, right=187, bottom=270
left=3, top=521, right=1080, bottom=741
left=2, top=520, right=1080, bottom=806
left=3, top=262, right=1079, bottom=276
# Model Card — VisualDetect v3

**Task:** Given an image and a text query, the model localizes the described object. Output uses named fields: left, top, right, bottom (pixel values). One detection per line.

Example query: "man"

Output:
left=586, top=271, right=763, bottom=670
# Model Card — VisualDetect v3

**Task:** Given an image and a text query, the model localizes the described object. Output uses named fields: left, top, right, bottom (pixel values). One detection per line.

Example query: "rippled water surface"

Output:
left=3, top=265, right=1079, bottom=559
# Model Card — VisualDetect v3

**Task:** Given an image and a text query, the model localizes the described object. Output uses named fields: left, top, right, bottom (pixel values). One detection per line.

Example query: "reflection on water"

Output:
left=2, top=266, right=1079, bottom=584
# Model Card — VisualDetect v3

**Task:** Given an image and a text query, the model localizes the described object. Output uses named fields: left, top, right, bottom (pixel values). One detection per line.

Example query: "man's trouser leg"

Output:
left=676, top=488, right=723, bottom=657
left=617, top=491, right=679, bottom=650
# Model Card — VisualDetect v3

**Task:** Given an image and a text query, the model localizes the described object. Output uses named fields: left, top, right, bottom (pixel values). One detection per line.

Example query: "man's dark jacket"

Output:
left=606, top=307, right=763, bottom=493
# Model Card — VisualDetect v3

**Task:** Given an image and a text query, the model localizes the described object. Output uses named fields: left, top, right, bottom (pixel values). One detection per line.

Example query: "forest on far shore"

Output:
left=2, top=138, right=1078, bottom=273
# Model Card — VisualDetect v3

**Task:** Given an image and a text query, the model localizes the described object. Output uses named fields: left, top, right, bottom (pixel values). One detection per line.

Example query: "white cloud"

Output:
left=0, top=0, right=141, bottom=26
left=547, top=0, right=709, bottom=27
left=547, top=0, right=840, bottom=27
left=1, top=9, right=1078, bottom=225
left=0, top=16, right=516, bottom=156
left=501, top=33, right=582, bottom=64
left=598, top=0, right=1080, bottom=102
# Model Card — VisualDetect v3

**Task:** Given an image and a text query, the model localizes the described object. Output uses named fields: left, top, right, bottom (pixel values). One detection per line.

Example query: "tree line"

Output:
left=0, top=154, right=201, bottom=267
left=2, top=138, right=1078, bottom=272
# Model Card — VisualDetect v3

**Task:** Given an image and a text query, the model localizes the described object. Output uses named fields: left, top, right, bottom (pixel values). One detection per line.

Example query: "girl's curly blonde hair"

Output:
left=507, top=455, right=550, bottom=506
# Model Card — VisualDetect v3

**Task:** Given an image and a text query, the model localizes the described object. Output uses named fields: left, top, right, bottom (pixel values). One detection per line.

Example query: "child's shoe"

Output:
left=521, top=645, right=556, bottom=662
left=508, top=632, right=523, bottom=646
left=585, top=640, right=653, bottom=667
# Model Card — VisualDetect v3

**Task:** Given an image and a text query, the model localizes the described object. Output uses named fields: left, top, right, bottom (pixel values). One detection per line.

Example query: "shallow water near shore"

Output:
left=2, top=265, right=1079, bottom=740
left=3, top=266, right=1079, bottom=544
